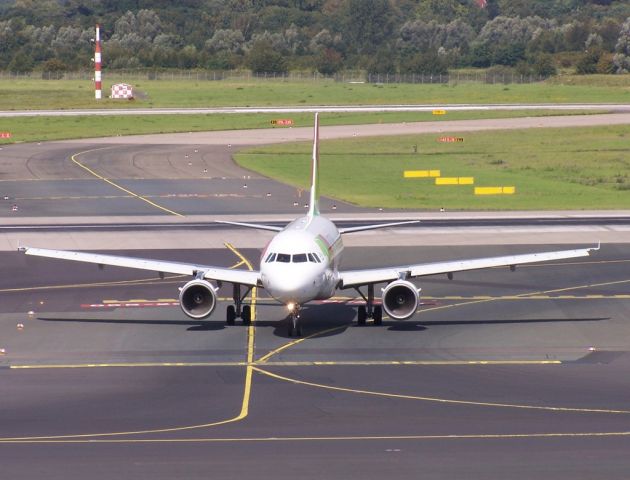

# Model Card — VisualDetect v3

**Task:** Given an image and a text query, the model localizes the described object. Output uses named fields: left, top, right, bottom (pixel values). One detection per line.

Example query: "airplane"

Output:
left=20, top=113, right=599, bottom=337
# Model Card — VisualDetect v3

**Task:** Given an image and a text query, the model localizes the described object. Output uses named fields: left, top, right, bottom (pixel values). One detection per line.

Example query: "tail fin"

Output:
left=308, top=112, right=320, bottom=217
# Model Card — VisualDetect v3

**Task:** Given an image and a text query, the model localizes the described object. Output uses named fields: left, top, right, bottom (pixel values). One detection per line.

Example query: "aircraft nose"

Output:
left=266, top=271, right=319, bottom=303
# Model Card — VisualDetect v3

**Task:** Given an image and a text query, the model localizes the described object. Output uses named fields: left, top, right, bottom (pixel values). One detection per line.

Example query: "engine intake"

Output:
left=179, top=279, right=217, bottom=319
left=382, top=280, right=420, bottom=320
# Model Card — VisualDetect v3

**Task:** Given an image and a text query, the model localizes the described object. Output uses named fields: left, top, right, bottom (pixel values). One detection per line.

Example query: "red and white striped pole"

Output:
left=94, top=24, right=102, bottom=100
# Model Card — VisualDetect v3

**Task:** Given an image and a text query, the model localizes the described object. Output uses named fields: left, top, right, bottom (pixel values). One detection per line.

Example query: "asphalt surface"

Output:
left=0, top=141, right=365, bottom=217
left=1, top=115, right=630, bottom=478
left=2, top=244, right=630, bottom=479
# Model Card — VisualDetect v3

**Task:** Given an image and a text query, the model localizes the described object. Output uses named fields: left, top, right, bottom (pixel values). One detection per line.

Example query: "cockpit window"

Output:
left=276, top=253, right=291, bottom=263
left=292, top=253, right=307, bottom=263
left=265, top=252, right=276, bottom=263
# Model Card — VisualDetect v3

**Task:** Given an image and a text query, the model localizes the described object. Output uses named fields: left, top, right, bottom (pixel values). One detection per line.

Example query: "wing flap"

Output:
left=23, top=247, right=260, bottom=287
left=339, top=246, right=597, bottom=288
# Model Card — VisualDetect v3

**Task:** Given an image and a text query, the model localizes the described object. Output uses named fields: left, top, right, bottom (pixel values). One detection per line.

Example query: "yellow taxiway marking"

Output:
left=420, top=277, right=630, bottom=315
left=0, top=244, right=257, bottom=442
left=3, top=431, right=630, bottom=444
left=0, top=275, right=188, bottom=294
left=70, top=148, right=184, bottom=217
left=253, top=367, right=630, bottom=415
left=9, top=359, right=562, bottom=370
left=224, top=241, right=257, bottom=422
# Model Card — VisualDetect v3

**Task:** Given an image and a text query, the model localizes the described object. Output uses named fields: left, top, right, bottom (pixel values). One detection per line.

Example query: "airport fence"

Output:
left=0, top=70, right=551, bottom=85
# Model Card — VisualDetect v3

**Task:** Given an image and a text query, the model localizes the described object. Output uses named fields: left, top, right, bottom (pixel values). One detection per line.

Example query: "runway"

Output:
left=1, top=114, right=630, bottom=478
left=1, top=244, right=630, bottom=479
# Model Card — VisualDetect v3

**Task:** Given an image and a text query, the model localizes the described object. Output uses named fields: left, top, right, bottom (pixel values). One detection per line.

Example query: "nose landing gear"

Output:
left=287, top=304, right=302, bottom=337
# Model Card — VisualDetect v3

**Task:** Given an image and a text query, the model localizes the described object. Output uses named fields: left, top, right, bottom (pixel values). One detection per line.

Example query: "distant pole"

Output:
left=94, top=24, right=102, bottom=100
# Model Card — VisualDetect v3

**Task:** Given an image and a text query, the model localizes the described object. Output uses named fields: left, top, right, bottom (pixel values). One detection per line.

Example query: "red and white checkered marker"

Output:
left=111, top=83, right=134, bottom=99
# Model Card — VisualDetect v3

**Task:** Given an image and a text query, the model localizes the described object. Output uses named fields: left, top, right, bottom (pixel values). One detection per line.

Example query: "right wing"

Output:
left=339, top=220, right=420, bottom=234
left=21, top=247, right=260, bottom=287
left=338, top=245, right=598, bottom=288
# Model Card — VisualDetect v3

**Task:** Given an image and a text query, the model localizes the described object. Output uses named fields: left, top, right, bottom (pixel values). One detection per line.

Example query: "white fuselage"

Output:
left=260, top=215, right=342, bottom=305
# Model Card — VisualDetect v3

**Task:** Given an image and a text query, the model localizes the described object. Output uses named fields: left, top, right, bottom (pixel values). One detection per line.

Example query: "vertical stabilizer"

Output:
left=308, top=113, right=320, bottom=217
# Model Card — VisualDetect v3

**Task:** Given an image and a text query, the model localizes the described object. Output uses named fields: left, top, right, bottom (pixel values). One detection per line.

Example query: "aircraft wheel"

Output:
left=242, top=305, right=251, bottom=325
left=357, top=305, right=367, bottom=326
left=226, top=305, right=236, bottom=325
left=287, top=324, right=294, bottom=337
left=373, top=306, right=383, bottom=326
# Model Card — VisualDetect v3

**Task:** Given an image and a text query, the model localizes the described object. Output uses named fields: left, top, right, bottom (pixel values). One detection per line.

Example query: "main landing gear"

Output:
left=287, top=304, right=302, bottom=337
left=226, top=283, right=252, bottom=326
left=355, top=284, right=382, bottom=326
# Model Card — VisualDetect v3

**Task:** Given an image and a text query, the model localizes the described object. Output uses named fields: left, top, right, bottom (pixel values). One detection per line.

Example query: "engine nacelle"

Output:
left=179, top=279, right=218, bottom=319
left=381, top=280, right=420, bottom=320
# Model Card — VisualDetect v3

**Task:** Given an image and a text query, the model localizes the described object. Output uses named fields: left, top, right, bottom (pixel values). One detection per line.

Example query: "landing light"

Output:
left=287, top=302, right=296, bottom=312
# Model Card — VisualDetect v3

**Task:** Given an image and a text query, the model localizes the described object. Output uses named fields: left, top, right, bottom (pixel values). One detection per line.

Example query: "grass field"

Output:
left=1, top=77, right=630, bottom=110
left=235, top=125, right=630, bottom=210
left=0, top=109, right=600, bottom=144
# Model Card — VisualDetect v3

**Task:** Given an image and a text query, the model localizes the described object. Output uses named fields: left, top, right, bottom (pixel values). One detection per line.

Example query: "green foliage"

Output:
left=1, top=1, right=630, bottom=73
left=246, top=40, right=288, bottom=74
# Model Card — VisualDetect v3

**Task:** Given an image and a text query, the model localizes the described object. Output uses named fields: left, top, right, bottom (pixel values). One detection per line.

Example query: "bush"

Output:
left=576, top=50, right=601, bottom=74
left=41, top=58, right=68, bottom=80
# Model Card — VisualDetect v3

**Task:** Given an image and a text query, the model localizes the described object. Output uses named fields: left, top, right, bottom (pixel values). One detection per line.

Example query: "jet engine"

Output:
left=381, top=280, right=420, bottom=320
left=179, top=279, right=218, bottom=319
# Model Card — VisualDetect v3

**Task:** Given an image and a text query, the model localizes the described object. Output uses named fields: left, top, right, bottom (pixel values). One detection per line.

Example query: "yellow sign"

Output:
left=432, top=110, right=447, bottom=115
left=436, top=177, right=474, bottom=185
left=404, top=170, right=441, bottom=178
left=474, top=186, right=516, bottom=195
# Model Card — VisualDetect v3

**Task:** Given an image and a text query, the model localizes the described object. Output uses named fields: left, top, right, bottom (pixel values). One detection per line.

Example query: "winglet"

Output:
left=308, top=112, right=320, bottom=217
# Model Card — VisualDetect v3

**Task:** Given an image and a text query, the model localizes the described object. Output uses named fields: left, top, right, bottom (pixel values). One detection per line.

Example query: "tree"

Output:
left=246, top=39, right=288, bottom=74
left=316, top=48, right=343, bottom=75
left=339, top=0, right=395, bottom=55
left=8, top=50, right=33, bottom=73
left=613, top=17, right=630, bottom=73
left=399, top=50, right=448, bottom=75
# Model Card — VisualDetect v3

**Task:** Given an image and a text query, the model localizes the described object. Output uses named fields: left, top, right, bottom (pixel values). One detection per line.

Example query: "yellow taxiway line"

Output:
left=0, top=243, right=257, bottom=442
left=70, top=147, right=184, bottom=217
left=4, top=431, right=630, bottom=444
left=252, top=367, right=630, bottom=415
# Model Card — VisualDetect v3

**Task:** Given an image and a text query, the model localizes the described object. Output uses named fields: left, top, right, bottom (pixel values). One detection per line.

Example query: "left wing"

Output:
left=215, top=220, right=283, bottom=232
left=21, top=247, right=260, bottom=287
left=338, top=245, right=598, bottom=288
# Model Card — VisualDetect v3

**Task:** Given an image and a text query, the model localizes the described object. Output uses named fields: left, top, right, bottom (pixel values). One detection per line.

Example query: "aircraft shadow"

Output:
left=386, top=317, right=609, bottom=332
left=268, top=304, right=356, bottom=339
left=38, top=317, right=226, bottom=332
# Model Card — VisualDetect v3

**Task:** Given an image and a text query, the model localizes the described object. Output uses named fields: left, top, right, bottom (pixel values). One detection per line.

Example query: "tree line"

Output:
left=2, top=0, right=630, bottom=77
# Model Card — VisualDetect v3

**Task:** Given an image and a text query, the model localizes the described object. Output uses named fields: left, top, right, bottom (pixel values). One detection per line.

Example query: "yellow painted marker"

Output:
left=475, top=187, right=516, bottom=195
left=435, top=177, right=474, bottom=185
left=404, top=170, right=441, bottom=178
